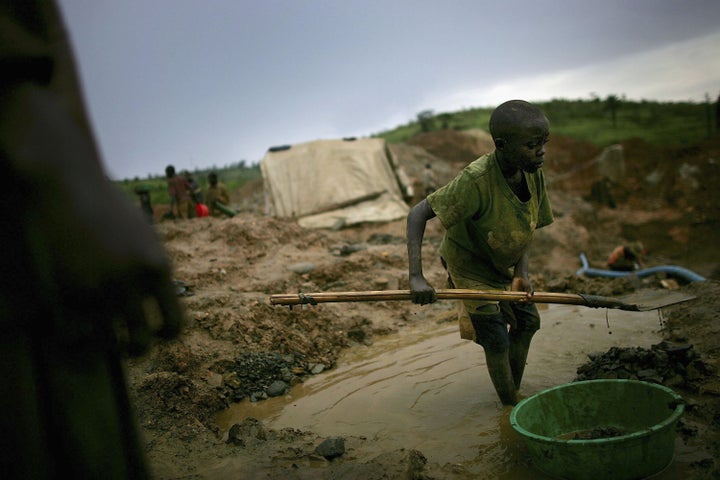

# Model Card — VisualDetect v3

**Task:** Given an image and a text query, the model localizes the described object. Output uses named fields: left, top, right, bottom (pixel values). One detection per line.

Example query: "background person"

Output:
left=183, top=170, right=204, bottom=205
left=607, top=241, right=646, bottom=271
left=165, top=164, right=193, bottom=219
left=205, top=171, right=231, bottom=217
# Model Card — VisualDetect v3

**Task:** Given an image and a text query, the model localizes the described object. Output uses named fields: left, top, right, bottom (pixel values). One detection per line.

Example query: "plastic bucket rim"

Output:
left=510, top=379, right=685, bottom=446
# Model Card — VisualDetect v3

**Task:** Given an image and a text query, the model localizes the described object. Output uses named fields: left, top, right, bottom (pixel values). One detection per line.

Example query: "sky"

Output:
left=56, top=0, right=720, bottom=181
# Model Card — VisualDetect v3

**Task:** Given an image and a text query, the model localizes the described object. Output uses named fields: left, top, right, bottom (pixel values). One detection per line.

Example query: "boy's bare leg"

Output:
left=508, top=332, right=533, bottom=390
left=470, top=309, right=518, bottom=405
left=484, top=350, right=518, bottom=406
left=505, top=302, right=540, bottom=392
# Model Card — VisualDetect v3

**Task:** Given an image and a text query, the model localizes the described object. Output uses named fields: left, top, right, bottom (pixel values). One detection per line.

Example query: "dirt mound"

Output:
left=405, top=128, right=493, bottom=168
left=231, top=177, right=265, bottom=214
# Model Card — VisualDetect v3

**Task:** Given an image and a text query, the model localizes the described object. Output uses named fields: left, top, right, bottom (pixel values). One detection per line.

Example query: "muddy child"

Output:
left=166, top=165, right=193, bottom=219
left=406, top=99, right=553, bottom=405
left=205, top=172, right=232, bottom=217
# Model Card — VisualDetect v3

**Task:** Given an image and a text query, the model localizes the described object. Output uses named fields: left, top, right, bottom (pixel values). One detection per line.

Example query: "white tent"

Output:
left=261, top=138, right=411, bottom=229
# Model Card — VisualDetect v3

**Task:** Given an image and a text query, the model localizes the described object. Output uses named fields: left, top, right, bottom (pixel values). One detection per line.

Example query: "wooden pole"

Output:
left=269, top=289, right=637, bottom=310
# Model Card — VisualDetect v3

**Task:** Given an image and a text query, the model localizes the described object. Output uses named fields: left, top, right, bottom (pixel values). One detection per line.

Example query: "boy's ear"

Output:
left=494, top=137, right=506, bottom=150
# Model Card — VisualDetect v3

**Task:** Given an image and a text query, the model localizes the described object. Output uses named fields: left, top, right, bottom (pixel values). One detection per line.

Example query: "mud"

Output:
left=128, top=131, right=720, bottom=479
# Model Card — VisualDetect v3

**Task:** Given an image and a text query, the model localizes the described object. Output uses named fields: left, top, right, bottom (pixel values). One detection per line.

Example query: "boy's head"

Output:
left=489, top=100, right=548, bottom=141
left=209, top=172, right=218, bottom=186
left=490, top=100, right=549, bottom=173
left=165, top=165, right=176, bottom=178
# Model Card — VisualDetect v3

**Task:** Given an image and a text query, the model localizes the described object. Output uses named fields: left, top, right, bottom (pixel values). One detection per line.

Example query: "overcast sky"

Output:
left=57, top=0, right=720, bottom=180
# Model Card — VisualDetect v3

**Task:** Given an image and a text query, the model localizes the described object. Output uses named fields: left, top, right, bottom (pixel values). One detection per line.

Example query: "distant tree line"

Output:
left=373, top=94, right=713, bottom=148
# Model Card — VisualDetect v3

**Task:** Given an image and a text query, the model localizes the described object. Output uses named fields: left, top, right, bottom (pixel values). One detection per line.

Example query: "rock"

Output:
left=406, top=449, right=428, bottom=480
left=310, top=363, right=326, bottom=374
left=367, top=233, right=404, bottom=245
left=315, top=437, right=345, bottom=460
left=227, top=418, right=268, bottom=446
left=250, top=391, right=267, bottom=402
left=330, top=243, right=366, bottom=256
left=205, top=371, right=224, bottom=388
left=267, top=380, right=287, bottom=397
left=287, top=262, right=315, bottom=274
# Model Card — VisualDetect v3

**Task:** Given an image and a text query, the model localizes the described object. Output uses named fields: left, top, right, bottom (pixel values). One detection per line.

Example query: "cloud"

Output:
left=433, top=31, right=720, bottom=110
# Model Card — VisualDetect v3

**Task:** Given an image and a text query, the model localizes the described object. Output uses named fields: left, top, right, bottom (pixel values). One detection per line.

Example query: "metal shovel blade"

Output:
left=615, top=289, right=697, bottom=311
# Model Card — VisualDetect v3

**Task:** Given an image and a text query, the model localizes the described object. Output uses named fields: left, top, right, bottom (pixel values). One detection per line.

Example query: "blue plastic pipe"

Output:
left=576, top=253, right=706, bottom=282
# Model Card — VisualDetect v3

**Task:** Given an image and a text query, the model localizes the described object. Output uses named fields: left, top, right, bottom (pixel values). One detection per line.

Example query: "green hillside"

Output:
left=374, top=98, right=716, bottom=148
left=117, top=98, right=717, bottom=204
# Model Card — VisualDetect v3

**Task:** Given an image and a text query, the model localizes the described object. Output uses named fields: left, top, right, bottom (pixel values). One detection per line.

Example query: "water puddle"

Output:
left=218, top=304, right=705, bottom=478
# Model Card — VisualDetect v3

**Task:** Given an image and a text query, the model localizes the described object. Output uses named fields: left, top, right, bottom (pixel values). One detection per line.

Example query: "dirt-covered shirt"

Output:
left=205, top=183, right=230, bottom=215
left=168, top=175, right=192, bottom=202
left=427, top=152, right=553, bottom=286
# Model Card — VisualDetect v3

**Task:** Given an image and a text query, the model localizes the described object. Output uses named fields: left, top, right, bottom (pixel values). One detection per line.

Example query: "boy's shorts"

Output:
left=470, top=301, right=541, bottom=352
left=444, top=260, right=540, bottom=344
left=443, top=260, right=502, bottom=339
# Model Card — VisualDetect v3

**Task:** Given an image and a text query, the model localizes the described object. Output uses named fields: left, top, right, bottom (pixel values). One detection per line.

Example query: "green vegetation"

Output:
left=374, top=97, right=716, bottom=148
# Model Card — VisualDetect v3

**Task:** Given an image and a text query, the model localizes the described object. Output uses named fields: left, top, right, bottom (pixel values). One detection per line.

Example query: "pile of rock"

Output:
left=213, top=351, right=327, bottom=403
left=575, top=341, right=715, bottom=392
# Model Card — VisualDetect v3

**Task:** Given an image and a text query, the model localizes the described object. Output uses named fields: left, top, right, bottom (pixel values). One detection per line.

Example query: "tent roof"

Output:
left=261, top=138, right=409, bottom=229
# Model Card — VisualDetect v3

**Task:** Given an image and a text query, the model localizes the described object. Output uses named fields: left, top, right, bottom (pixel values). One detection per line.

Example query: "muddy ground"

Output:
left=128, top=131, right=720, bottom=479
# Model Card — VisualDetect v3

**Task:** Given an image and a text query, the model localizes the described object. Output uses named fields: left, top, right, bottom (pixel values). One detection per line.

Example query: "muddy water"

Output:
left=218, top=304, right=704, bottom=478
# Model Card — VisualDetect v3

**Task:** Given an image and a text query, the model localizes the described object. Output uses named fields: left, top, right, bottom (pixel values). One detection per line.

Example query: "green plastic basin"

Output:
left=510, top=379, right=684, bottom=480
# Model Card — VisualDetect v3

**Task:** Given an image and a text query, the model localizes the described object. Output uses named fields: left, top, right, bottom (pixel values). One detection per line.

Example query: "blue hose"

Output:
left=576, top=253, right=705, bottom=282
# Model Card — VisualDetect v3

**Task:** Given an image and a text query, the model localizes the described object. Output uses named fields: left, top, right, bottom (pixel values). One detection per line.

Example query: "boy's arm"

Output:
left=607, top=245, right=624, bottom=266
left=407, top=199, right=437, bottom=304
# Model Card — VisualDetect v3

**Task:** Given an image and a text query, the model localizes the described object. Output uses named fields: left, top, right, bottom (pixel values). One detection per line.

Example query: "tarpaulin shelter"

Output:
left=260, top=138, right=411, bottom=229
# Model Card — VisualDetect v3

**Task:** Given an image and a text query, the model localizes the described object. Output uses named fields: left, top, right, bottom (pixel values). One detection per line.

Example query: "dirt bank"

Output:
left=128, top=132, right=720, bottom=479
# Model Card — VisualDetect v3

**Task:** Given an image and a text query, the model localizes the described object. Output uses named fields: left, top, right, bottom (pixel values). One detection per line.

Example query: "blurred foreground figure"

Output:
left=0, top=1, right=183, bottom=478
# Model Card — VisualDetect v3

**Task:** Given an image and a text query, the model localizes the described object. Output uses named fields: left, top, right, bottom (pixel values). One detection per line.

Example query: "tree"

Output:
left=437, top=113, right=454, bottom=129
left=605, top=94, right=621, bottom=128
left=417, top=110, right=435, bottom=132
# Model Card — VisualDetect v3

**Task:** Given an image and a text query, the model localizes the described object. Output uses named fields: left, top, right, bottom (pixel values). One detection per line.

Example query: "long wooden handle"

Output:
left=269, top=289, right=637, bottom=310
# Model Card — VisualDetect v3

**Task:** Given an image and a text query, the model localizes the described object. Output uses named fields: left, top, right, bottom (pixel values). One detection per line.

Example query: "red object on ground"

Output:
left=196, top=203, right=209, bottom=217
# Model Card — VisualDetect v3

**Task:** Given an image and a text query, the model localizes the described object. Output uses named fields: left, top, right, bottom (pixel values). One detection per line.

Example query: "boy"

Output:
left=205, top=172, right=232, bottom=217
left=406, top=100, right=553, bottom=405
left=165, top=165, right=193, bottom=219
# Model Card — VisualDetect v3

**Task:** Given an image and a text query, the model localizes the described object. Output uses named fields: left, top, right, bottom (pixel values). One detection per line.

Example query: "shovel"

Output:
left=269, top=288, right=695, bottom=312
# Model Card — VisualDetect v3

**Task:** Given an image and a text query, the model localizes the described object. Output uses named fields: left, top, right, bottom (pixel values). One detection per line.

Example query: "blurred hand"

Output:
left=4, top=84, right=183, bottom=356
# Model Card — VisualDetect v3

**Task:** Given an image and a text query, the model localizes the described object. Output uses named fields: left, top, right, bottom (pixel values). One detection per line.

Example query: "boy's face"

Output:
left=499, top=115, right=550, bottom=173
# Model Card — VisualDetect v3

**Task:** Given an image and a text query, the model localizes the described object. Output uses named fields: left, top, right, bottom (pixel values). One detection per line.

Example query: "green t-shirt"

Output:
left=427, top=152, right=553, bottom=286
